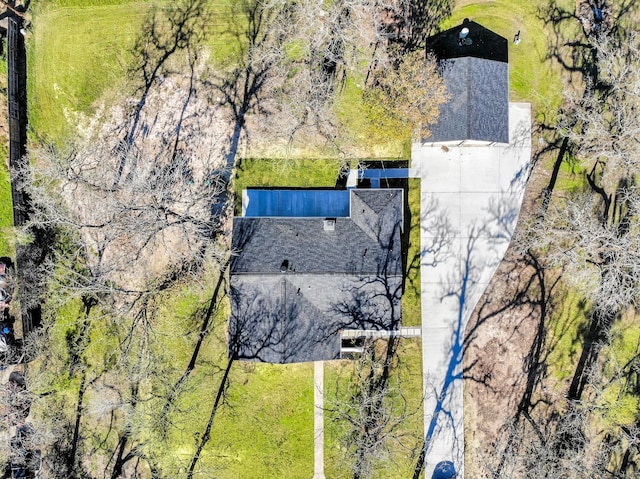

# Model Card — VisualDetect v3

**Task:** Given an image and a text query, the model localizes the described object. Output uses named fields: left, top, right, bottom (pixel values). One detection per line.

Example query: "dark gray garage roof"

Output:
left=424, top=19, right=509, bottom=144
left=426, top=57, right=509, bottom=144
left=229, top=188, right=403, bottom=363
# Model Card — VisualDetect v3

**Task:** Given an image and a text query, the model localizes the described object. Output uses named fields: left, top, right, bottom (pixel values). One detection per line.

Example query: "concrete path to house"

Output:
left=409, top=102, right=532, bottom=478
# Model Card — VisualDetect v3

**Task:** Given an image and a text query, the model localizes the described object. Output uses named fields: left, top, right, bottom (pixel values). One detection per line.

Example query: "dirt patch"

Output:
left=35, top=65, right=233, bottom=301
left=463, top=152, right=552, bottom=477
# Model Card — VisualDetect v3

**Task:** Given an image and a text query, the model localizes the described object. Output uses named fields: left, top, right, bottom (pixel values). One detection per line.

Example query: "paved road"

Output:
left=410, top=102, right=532, bottom=478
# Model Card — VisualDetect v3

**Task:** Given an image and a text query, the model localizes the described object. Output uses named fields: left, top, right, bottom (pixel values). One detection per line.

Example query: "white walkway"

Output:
left=410, top=103, right=532, bottom=478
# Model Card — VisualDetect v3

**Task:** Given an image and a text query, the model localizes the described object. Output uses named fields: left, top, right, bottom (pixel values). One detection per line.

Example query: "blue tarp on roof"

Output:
left=243, top=189, right=351, bottom=217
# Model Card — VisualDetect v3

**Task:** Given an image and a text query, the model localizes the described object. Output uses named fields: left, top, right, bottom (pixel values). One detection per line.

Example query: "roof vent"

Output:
left=323, top=219, right=336, bottom=231
left=459, top=26, right=472, bottom=45
left=280, top=259, right=289, bottom=272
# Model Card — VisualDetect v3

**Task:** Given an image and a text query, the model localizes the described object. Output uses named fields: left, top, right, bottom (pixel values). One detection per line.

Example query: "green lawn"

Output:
left=202, top=362, right=314, bottom=478
left=546, top=286, right=590, bottom=383
left=324, top=340, right=424, bottom=478
left=0, top=149, right=14, bottom=258
left=554, top=152, right=589, bottom=192
left=29, top=2, right=152, bottom=141
left=403, top=179, right=422, bottom=327
left=334, top=77, right=410, bottom=159
left=28, top=0, right=251, bottom=144
left=445, top=0, right=567, bottom=118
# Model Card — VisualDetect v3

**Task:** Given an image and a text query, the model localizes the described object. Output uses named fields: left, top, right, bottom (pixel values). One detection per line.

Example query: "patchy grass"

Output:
left=546, top=286, right=590, bottom=383
left=324, top=340, right=424, bottom=478
left=29, top=2, right=151, bottom=141
left=32, top=266, right=315, bottom=478
left=598, top=315, right=640, bottom=428
left=29, top=0, right=238, bottom=143
left=555, top=153, right=589, bottom=192
left=334, top=77, right=409, bottom=159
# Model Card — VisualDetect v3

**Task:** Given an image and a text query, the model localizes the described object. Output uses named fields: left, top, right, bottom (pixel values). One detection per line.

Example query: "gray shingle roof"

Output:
left=232, top=189, right=403, bottom=277
left=229, top=188, right=403, bottom=363
left=424, top=19, right=509, bottom=144
left=229, top=274, right=402, bottom=363
left=426, top=57, right=509, bottom=144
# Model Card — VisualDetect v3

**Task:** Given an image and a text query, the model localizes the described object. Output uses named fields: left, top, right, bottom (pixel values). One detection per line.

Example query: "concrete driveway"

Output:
left=410, top=102, right=532, bottom=478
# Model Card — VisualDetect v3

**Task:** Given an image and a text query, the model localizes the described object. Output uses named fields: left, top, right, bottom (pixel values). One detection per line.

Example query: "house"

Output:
left=229, top=188, right=403, bottom=364
left=424, top=18, right=509, bottom=145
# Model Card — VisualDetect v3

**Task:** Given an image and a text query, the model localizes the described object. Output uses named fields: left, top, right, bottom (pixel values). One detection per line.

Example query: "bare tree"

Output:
left=497, top=27, right=640, bottom=479
left=14, top=4, right=232, bottom=476
left=486, top=368, right=640, bottom=479
left=241, top=0, right=449, bottom=154
left=521, top=32, right=640, bottom=401
left=19, top=58, right=229, bottom=308
left=328, top=337, right=418, bottom=479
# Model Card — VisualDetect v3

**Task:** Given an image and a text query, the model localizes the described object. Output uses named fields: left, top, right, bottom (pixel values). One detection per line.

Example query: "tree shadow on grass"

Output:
left=468, top=252, right=564, bottom=477
left=534, top=0, right=638, bottom=212
left=538, top=0, right=636, bottom=82
left=112, top=0, right=213, bottom=188
left=200, top=0, right=288, bottom=224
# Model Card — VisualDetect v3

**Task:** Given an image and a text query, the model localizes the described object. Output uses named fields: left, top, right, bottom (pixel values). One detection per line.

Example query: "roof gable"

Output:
left=424, top=19, right=509, bottom=144
left=426, top=57, right=509, bottom=144
left=426, top=19, right=508, bottom=63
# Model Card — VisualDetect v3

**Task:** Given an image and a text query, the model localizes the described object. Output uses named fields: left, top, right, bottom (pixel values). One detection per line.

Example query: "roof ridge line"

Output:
left=349, top=193, right=380, bottom=243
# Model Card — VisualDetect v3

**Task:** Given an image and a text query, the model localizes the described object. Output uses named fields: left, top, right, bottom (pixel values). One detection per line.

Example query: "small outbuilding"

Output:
left=424, top=18, right=509, bottom=145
